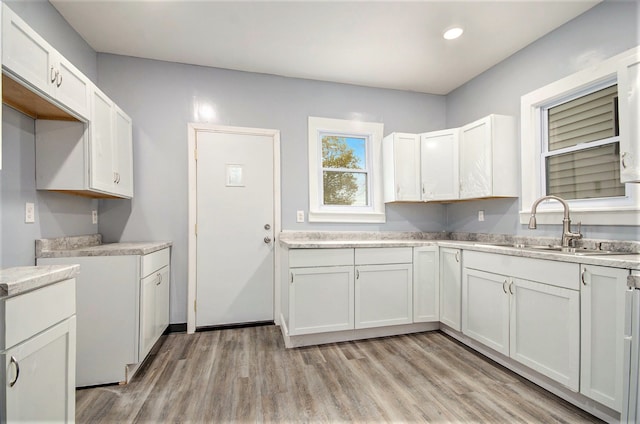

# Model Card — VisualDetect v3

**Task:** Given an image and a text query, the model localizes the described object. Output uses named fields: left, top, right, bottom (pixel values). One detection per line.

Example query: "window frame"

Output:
left=308, top=116, right=385, bottom=223
left=540, top=80, right=625, bottom=203
left=520, top=51, right=639, bottom=226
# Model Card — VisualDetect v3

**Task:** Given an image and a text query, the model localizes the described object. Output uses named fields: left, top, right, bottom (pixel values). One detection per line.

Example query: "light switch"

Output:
left=92, top=210, right=98, bottom=224
left=296, top=210, right=305, bottom=223
left=25, top=203, right=35, bottom=223
left=478, top=210, right=485, bottom=222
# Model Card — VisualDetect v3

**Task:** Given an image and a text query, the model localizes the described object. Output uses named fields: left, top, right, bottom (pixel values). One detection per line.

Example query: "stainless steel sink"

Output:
left=473, top=242, right=630, bottom=256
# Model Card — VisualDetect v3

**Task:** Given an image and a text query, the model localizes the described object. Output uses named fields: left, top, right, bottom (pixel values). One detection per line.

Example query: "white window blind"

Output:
left=544, top=84, right=624, bottom=200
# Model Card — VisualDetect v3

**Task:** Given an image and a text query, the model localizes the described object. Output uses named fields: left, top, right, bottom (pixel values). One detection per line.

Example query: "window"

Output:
left=520, top=49, right=639, bottom=226
left=542, top=83, right=624, bottom=201
left=308, top=117, right=385, bottom=223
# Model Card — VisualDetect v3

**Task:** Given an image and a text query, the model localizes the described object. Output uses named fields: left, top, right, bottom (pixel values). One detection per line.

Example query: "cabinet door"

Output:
left=139, top=271, right=158, bottom=361
left=114, top=105, right=134, bottom=198
left=440, top=248, right=462, bottom=331
left=510, top=278, right=579, bottom=391
left=1, top=317, right=75, bottom=423
left=55, top=54, right=90, bottom=119
left=90, top=87, right=115, bottom=194
left=459, top=116, right=492, bottom=199
left=618, top=48, right=640, bottom=183
left=420, top=129, right=459, bottom=200
left=383, top=133, right=421, bottom=202
left=2, top=4, right=55, bottom=98
left=413, top=246, right=439, bottom=322
left=580, top=265, right=628, bottom=411
left=462, top=268, right=510, bottom=355
left=155, top=265, right=171, bottom=344
left=289, top=266, right=354, bottom=335
left=355, top=264, right=412, bottom=329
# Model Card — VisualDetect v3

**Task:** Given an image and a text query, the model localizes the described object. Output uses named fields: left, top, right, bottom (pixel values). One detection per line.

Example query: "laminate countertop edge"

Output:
left=36, top=241, right=173, bottom=258
left=0, top=264, right=80, bottom=297
left=279, top=239, right=640, bottom=270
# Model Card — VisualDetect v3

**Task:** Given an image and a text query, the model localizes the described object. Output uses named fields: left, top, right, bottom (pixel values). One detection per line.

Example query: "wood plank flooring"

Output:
left=76, top=326, right=601, bottom=423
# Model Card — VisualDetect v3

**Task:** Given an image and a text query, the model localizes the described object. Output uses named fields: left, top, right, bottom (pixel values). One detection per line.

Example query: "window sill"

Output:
left=308, top=210, right=386, bottom=224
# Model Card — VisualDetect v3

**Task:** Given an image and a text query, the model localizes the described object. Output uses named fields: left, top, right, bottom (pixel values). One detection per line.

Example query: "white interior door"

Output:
left=195, top=130, right=275, bottom=327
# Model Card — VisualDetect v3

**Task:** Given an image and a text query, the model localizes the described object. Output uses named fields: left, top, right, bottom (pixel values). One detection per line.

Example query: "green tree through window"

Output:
left=321, top=135, right=367, bottom=206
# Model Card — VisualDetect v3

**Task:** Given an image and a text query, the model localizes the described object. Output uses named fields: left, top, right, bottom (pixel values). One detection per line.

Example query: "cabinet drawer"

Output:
left=0, top=278, right=75, bottom=350
left=464, top=251, right=579, bottom=290
left=141, top=248, right=170, bottom=278
left=289, top=249, right=353, bottom=268
left=355, top=247, right=413, bottom=265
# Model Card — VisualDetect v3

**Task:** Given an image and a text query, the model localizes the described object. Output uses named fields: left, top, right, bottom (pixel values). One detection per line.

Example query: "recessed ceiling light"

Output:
left=443, top=27, right=464, bottom=40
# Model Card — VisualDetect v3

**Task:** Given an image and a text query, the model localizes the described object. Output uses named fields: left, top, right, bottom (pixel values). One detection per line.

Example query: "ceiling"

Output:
left=50, top=0, right=600, bottom=95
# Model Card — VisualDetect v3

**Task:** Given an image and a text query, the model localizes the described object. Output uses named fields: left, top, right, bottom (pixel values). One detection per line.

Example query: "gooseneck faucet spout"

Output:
left=528, top=195, right=582, bottom=248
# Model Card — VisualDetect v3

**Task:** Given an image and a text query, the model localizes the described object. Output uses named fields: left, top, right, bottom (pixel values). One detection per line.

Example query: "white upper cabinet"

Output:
left=90, top=87, right=115, bottom=193
left=420, top=129, right=459, bottom=201
left=2, top=4, right=90, bottom=120
left=114, top=105, right=134, bottom=198
left=383, top=133, right=421, bottom=202
left=89, top=87, right=134, bottom=198
left=459, top=114, right=517, bottom=199
left=618, top=47, right=640, bottom=183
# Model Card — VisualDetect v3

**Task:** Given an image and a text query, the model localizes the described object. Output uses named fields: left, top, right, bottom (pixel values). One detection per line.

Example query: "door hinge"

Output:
left=194, top=299, right=197, bottom=312
left=195, top=223, right=197, bottom=236
left=194, top=149, right=198, bottom=161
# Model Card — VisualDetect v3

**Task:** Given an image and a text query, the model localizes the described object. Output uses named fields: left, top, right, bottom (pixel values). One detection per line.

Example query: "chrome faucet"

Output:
left=528, top=195, right=582, bottom=248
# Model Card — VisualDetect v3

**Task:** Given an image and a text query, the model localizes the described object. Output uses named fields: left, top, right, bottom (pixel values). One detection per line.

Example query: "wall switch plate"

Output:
left=25, top=202, right=35, bottom=223
left=92, top=210, right=98, bottom=224
left=296, top=210, right=305, bottom=223
left=478, top=210, right=485, bottom=222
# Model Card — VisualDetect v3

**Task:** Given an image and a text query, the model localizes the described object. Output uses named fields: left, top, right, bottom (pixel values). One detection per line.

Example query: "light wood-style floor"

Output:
left=76, top=325, right=601, bottom=423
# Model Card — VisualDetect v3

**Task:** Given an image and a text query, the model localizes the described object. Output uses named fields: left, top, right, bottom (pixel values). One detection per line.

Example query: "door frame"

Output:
left=187, top=123, right=281, bottom=334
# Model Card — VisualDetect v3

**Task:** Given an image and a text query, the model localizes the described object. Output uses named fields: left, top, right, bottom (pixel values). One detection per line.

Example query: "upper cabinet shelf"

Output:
left=1, top=3, right=134, bottom=199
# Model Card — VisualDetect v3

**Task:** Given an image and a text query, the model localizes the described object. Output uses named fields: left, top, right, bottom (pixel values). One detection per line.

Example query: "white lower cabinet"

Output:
left=284, top=247, right=419, bottom=337
left=510, top=278, right=580, bottom=391
left=440, top=248, right=462, bottom=331
left=462, top=251, right=580, bottom=391
left=580, top=264, right=629, bottom=411
left=355, top=263, right=412, bottom=329
left=289, top=266, right=354, bottom=335
left=37, top=247, right=170, bottom=387
left=0, top=278, right=76, bottom=423
left=462, top=268, right=510, bottom=355
left=139, top=264, right=170, bottom=361
left=413, top=246, right=439, bottom=322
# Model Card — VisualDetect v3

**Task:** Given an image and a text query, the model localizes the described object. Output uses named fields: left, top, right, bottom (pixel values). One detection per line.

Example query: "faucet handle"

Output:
left=576, top=221, right=582, bottom=237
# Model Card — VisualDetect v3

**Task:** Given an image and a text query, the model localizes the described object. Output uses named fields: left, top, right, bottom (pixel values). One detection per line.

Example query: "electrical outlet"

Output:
left=92, top=210, right=98, bottom=224
left=296, top=210, right=305, bottom=223
left=25, top=203, right=35, bottom=223
left=478, top=210, right=485, bottom=222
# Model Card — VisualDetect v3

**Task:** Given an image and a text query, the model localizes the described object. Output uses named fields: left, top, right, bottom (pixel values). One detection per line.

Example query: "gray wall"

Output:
left=95, top=55, right=448, bottom=323
left=445, top=1, right=640, bottom=240
left=0, top=106, right=98, bottom=267
left=0, top=0, right=98, bottom=268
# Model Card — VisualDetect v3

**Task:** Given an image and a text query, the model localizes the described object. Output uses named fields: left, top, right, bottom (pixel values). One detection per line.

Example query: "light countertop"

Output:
left=279, top=232, right=640, bottom=270
left=0, top=264, right=80, bottom=297
left=36, top=234, right=172, bottom=258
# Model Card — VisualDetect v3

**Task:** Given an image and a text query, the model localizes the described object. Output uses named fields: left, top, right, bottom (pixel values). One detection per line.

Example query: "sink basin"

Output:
left=473, top=242, right=629, bottom=256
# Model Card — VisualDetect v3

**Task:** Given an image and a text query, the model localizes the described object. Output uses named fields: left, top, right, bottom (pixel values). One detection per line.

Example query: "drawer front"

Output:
left=289, top=249, right=354, bottom=268
left=141, top=248, right=170, bottom=278
left=1, top=278, right=76, bottom=350
left=355, top=247, right=413, bottom=265
left=464, top=251, right=579, bottom=290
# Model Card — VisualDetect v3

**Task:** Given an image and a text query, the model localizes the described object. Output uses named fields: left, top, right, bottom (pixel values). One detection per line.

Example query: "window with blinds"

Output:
left=543, top=84, right=624, bottom=200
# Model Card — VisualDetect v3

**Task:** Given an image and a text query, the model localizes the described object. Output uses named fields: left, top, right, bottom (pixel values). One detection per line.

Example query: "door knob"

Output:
left=264, top=237, right=272, bottom=244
